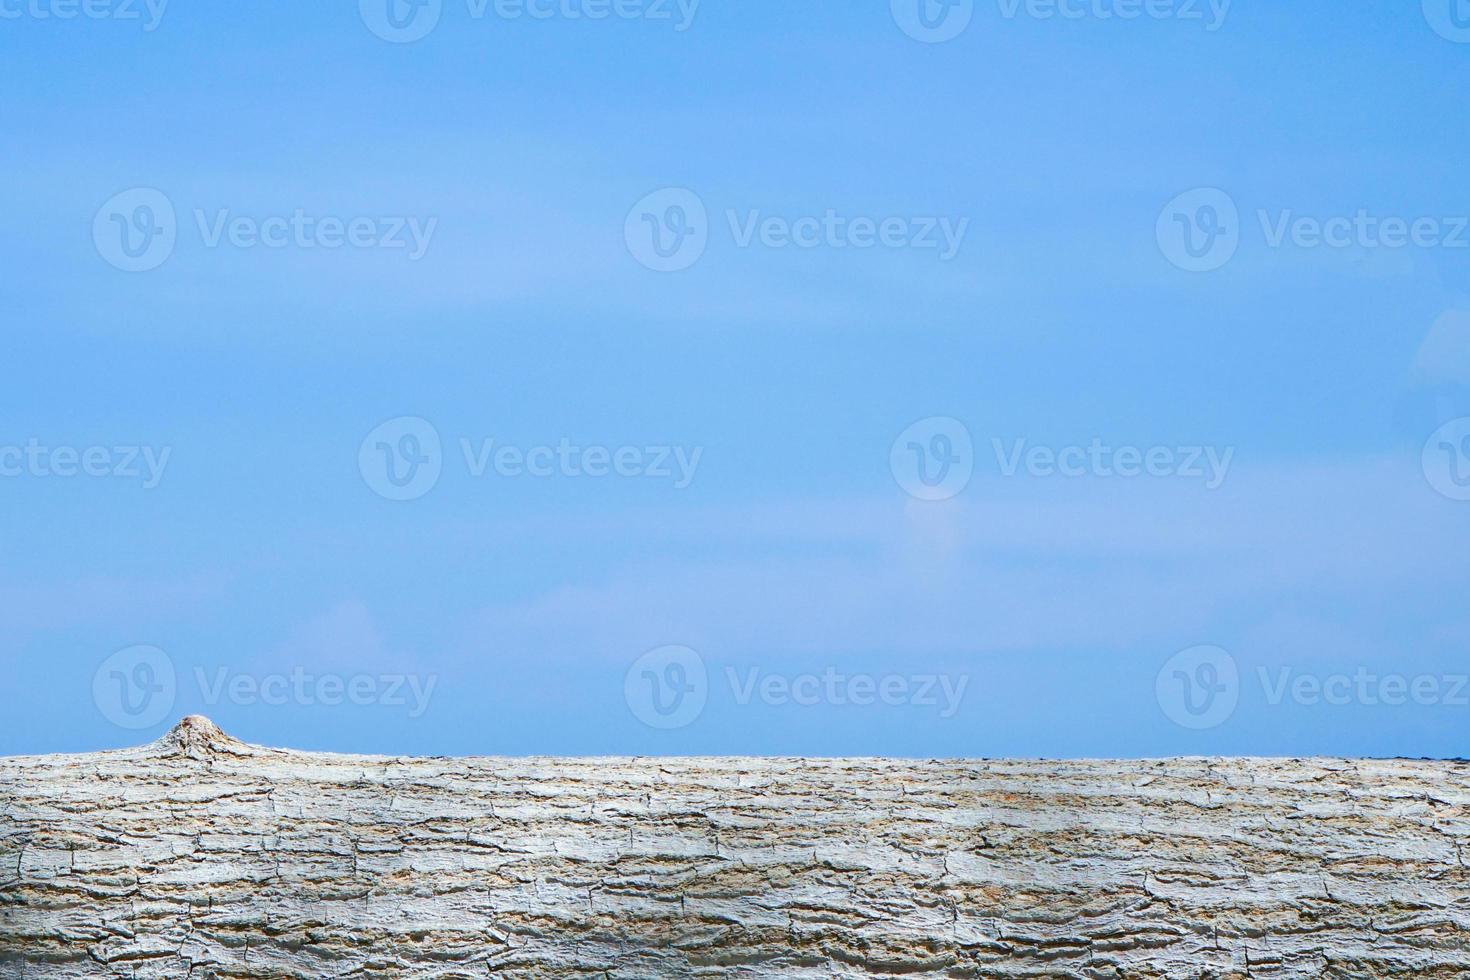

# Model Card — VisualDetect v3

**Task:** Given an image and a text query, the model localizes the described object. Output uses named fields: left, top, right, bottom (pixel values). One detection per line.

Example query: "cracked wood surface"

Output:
left=3, top=717, right=1470, bottom=978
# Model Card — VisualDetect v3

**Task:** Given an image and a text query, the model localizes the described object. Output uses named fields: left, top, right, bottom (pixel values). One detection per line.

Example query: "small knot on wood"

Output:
left=154, top=716, right=249, bottom=760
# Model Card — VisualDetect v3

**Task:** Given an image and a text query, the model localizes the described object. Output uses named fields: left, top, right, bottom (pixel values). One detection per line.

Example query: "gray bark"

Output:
left=2, top=716, right=1469, bottom=978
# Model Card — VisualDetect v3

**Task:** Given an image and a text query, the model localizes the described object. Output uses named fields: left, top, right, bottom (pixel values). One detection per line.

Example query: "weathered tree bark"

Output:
left=2, top=717, right=1469, bottom=978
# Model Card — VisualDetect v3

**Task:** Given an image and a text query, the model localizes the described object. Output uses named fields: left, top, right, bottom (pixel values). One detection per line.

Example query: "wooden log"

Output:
left=3, top=716, right=1469, bottom=978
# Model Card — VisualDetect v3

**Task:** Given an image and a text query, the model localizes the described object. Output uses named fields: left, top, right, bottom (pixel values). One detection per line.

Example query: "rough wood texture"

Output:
left=3, top=717, right=1470, bottom=978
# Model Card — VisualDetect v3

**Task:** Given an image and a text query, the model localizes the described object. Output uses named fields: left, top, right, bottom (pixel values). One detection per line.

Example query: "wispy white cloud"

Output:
left=259, top=599, right=421, bottom=674
left=1413, top=309, right=1470, bottom=385
left=452, top=456, right=1469, bottom=663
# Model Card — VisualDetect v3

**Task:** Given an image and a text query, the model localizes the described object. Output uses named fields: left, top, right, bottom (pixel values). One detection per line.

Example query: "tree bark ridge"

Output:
left=2, top=717, right=1468, bottom=977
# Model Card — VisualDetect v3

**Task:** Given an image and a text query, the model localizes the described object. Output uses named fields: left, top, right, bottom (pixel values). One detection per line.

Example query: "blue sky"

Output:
left=2, top=0, right=1469, bottom=758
